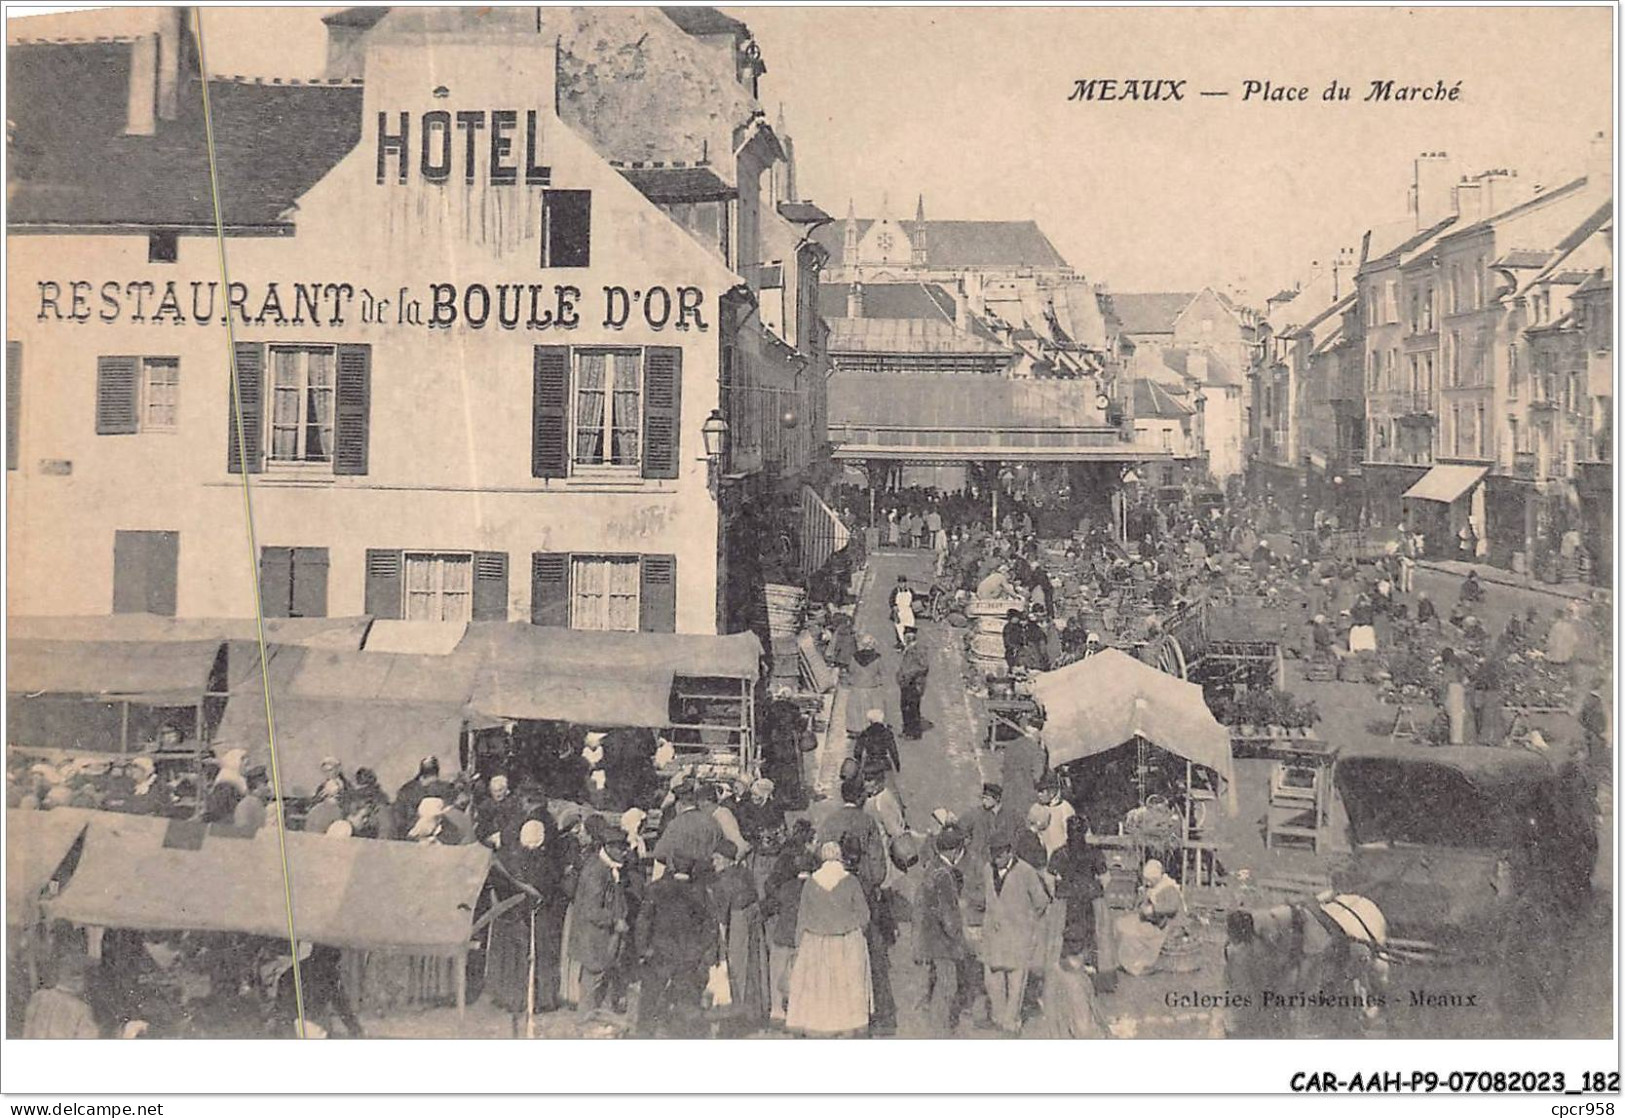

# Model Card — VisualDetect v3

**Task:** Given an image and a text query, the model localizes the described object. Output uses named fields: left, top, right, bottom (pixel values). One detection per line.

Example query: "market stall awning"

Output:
left=6, top=808, right=92, bottom=925
left=462, top=623, right=762, bottom=727
left=44, top=810, right=491, bottom=953
left=6, top=615, right=371, bottom=650
left=6, top=639, right=223, bottom=704
left=1029, top=649, right=1236, bottom=812
left=1402, top=464, right=1487, bottom=504
left=213, top=643, right=482, bottom=794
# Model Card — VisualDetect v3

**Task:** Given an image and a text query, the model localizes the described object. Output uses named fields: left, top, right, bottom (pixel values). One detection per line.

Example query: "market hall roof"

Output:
left=828, top=372, right=1151, bottom=462
left=6, top=41, right=363, bottom=231
left=814, top=218, right=1072, bottom=271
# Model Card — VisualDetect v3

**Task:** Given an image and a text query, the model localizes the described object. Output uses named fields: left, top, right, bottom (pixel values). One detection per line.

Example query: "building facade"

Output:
left=7, top=7, right=821, bottom=635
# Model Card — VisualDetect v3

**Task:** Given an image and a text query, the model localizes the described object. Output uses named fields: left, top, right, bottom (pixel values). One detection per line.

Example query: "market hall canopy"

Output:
left=463, top=623, right=763, bottom=727
left=828, top=372, right=1160, bottom=462
left=45, top=810, right=492, bottom=954
left=1029, top=649, right=1237, bottom=812
left=1402, top=464, right=1487, bottom=505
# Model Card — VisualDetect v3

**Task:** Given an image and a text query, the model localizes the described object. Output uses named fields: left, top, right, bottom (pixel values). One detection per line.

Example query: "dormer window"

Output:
left=148, top=230, right=178, bottom=264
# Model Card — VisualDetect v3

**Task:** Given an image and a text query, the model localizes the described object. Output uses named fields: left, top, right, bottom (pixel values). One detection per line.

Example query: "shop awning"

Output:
left=6, top=808, right=92, bottom=925
left=6, top=639, right=223, bottom=704
left=1402, top=464, right=1487, bottom=504
left=1029, top=649, right=1236, bottom=813
left=44, top=810, right=491, bottom=953
left=462, top=623, right=761, bottom=727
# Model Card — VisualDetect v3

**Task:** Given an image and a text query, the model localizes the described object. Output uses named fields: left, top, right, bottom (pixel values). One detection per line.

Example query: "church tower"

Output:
left=843, top=198, right=860, bottom=266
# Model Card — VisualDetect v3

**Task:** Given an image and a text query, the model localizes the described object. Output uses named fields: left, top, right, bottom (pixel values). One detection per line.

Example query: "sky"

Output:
left=13, top=5, right=1613, bottom=302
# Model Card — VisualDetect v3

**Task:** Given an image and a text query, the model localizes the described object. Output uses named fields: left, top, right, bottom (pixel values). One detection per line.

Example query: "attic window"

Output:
left=148, top=231, right=178, bottom=264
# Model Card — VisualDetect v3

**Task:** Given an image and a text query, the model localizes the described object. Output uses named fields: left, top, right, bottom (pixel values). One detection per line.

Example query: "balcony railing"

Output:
left=1512, top=450, right=1539, bottom=479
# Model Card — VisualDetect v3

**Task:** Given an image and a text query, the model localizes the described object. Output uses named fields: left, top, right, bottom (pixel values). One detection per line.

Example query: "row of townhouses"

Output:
left=1249, top=141, right=1613, bottom=583
left=6, top=5, right=838, bottom=635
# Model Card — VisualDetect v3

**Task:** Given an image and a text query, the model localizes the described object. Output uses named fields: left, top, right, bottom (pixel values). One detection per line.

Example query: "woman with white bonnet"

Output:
left=785, top=841, right=873, bottom=1037
left=407, top=797, right=452, bottom=844
left=1114, top=859, right=1184, bottom=976
left=488, top=816, right=568, bottom=1018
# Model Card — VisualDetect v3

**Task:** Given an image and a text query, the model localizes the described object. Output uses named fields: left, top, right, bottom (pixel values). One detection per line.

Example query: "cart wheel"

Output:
left=1148, top=634, right=1187, bottom=679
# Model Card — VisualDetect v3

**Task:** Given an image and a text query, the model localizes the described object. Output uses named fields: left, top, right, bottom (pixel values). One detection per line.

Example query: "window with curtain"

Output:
left=143, top=357, right=179, bottom=431
left=573, top=350, right=641, bottom=467
left=268, top=345, right=334, bottom=463
left=571, top=555, right=640, bottom=631
left=403, top=552, right=473, bottom=622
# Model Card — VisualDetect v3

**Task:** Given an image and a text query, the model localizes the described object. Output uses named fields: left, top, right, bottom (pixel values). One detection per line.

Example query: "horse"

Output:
left=1224, top=893, right=1390, bottom=1038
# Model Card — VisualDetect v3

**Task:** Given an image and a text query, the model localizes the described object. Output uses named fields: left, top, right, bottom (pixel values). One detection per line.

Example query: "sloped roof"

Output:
left=1106, top=292, right=1197, bottom=335
left=1133, top=378, right=1194, bottom=418
left=8, top=41, right=363, bottom=229
left=322, top=7, right=390, bottom=29
left=820, top=283, right=957, bottom=322
left=1367, top=215, right=1460, bottom=275
left=1162, top=346, right=1242, bottom=388
left=814, top=218, right=1070, bottom=270
left=1438, top=175, right=1589, bottom=244
left=827, top=316, right=1009, bottom=356
left=778, top=200, right=832, bottom=224
left=661, top=7, right=749, bottom=36
left=1495, top=249, right=1554, bottom=269
left=829, top=372, right=1111, bottom=430
left=616, top=165, right=736, bottom=203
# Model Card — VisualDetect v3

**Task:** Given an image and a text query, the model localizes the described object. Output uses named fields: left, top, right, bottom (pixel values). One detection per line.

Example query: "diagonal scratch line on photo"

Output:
left=191, top=8, right=308, bottom=1040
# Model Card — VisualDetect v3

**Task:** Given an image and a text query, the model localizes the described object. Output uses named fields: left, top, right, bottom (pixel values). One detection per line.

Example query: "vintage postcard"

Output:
left=1, top=1, right=1616, bottom=1097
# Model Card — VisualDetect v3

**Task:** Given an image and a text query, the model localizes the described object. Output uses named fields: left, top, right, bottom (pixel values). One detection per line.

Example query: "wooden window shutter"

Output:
left=227, top=342, right=265, bottom=473
left=364, top=549, right=403, bottom=619
left=530, top=552, right=570, bottom=627
left=641, top=346, right=682, bottom=479
left=259, top=546, right=294, bottom=619
left=544, top=189, right=591, bottom=268
left=291, top=548, right=330, bottom=619
left=95, top=355, right=140, bottom=435
left=638, top=554, right=677, bottom=633
left=115, top=530, right=179, bottom=616
left=532, top=346, right=570, bottom=478
left=333, top=344, right=371, bottom=475
left=6, top=341, right=19, bottom=471
left=472, top=551, right=509, bottom=621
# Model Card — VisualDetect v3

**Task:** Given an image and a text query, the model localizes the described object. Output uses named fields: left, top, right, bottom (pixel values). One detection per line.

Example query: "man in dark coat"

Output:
left=652, top=780, right=722, bottom=879
left=897, top=633, right=930, bottom=740
left=570, top=835, right=632, bottom=1020
left=633, top=854, right=717, bottom=1038
left=392, top=757, right=452, bottom=841
left=914, top=823, right=975, bottom=1036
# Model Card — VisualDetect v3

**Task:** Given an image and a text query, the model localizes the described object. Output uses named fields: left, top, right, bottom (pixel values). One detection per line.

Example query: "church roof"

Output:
left=826, top=317, right=1010, bottom=356
left=814, top=218, right=1071, bottom=270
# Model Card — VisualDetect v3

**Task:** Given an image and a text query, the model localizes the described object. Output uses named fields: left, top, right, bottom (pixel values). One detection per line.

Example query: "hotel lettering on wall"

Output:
left=36, top=281, right=709, bottom=333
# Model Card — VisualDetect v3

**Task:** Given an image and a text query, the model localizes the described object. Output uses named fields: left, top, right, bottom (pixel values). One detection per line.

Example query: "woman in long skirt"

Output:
left=486, top=820, right=567, bottom=1018
left=709, top=840, right=772, bottom=1033
left=785, top=842, right=872, bottom=1037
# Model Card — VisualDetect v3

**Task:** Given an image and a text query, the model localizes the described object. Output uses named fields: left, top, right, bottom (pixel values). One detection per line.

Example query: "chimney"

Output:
left=126, top=33, right=159, bottom=135
left=1332, top=246, right=1356, bottom=301
left=1453, top=176, right=1483, bottom=225
left=1587, top=130, right=1612, bottom=192
left=846, top=281, right=864, bottom=319
left=953, top=284, right=971, bottom=331
left=1410, top=151, right=1456, bottom=230
left=1475, top=169, right=1526, bottom=218
left=125, top=8, right=185, bottom=137
left=156, top=6, right=183, bottom=122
